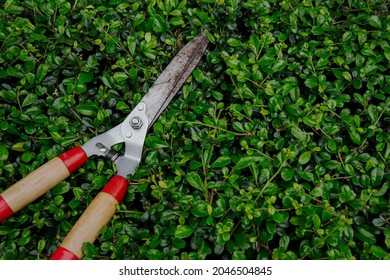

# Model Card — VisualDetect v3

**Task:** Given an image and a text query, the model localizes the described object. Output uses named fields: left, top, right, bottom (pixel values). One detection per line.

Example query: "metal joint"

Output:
left=130, top=116, right=143, bottom=129
left=116, top=101, right=149, bottom=177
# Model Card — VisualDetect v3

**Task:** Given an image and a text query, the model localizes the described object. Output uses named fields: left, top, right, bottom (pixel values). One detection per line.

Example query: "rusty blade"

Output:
left=139, top=32, right=209, bottom=128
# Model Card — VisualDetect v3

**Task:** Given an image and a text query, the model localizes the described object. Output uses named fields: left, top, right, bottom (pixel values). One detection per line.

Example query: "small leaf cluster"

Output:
left=1, top=0, right=389, bottom=260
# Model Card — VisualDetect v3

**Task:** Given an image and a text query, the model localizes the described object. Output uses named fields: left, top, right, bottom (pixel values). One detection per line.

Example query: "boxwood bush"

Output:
left=0, top=0, right=389, bottom=260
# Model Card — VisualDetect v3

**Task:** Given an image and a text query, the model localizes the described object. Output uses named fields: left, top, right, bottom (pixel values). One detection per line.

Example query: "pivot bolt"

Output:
left=130, top=116, right=143, bottom=129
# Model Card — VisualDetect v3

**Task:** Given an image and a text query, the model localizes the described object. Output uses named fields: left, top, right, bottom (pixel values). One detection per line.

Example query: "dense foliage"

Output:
left=0, top=0, right=389, bottom=260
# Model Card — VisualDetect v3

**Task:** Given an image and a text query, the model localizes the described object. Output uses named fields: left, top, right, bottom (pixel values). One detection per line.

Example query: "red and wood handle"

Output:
left=0, top=147, right=88, bottom=222
left=50, top=175, right=128, bottom=260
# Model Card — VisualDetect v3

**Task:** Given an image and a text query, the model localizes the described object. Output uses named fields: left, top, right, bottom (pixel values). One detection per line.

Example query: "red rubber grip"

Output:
left=102, top=175, right=128, bottom=203
left=0, top=195, right=14, bottom=222
left=58, top=146, right=88, bottom=173
left=50, top=246, right=79, bottom=260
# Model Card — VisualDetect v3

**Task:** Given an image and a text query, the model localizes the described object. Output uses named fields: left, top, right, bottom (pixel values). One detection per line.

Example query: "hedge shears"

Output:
left=0, top=32, right=209, bottom=260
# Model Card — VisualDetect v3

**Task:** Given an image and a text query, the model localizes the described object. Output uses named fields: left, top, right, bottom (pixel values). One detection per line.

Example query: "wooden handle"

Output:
left=0, top=147, right=88, bottom=222
left=0, top=157, right=70, bottom=221
left=50, top=175, right=128, bottom=260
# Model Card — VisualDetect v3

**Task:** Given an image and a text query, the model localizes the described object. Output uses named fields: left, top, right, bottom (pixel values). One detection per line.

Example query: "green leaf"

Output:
left=355, top=225, right=376, bottom=244
left=298, top=151, right=311, bottom=165
left=0, top=226, right=9, bottom=235
left=175, top=225, right=194, bottom=239
left=129, top=67, right=137, bottom=79
left=297, top=170, right=314, bottom=182
left=281, top=168, right=294, bottom=181
left=340, top=185, right=355, bottom=202
left=113, top=72, right=129, bottom=82
left=76, top=104, right=97, bottom=116
left=7, top=228, right=20, bottom=239
left=371, top=167, right=383, bottom=187
left=127, top=35, right=136, bottom=55
left=232, top=250, right=246, bottom=260
left=360, top=174, right=370, bottom=188
left=367, top=15, right=382, bottom=28
left=36, top=64, right=48, bottom=83
left=153, top=14, right=169, bottom=33
left=358, top=31, right=367, bottom=45
left=26, top=73, right=35, bottom=84
left=211, top=156, right=231, bottom=168
left=347, top=199, right=364, bottom=210
left=37, top=239, right=46, bottom=253
left=11, top=142, right=25, bottom=152
left=75, top=82, right=86, bottom=92
left=22, top=94, right=38, bottom=107
left=305, top=76, right=318, bottom=88
left=133, top=13, right=145, bottom=27
left=349, top=130, right=362, bottom=145
left=82, top=242, right=99, bottom=258
left=169, top=16, right=185, bottom=26
left=249, top=34, right=261, bottom=55
left=312, top=25, right=324, bottom=35
left=367, top=105, right=378, bottom=123
left=373, top=182, right=388, bottom=197
left=186, top=172, right=204, bottom=192
left=370, top=245, right=388, bottom=258
left=327, top=139, right=337, bottom=153
left=269, top=96, right=283, bottom=112
left=192, top=200, right=209, bottom=217
left=272, top=60, right=287, bottom=72
left=51, top=182, right=70, bottom=195
left=4, top=0, right=23, bottom=14
left=232, top=122, right=245, bottom=132
left=342, top=71, right=352, bottom=81
left=344, top=164, right=355, bottom=176
left=21, top=151, right=35, bottom=162
left=227, top=38, right=242, bottom=47
left=0, top=144, right=9, bottom=161
left=77, top=72, right=94, bottom=83
left=313, top=214, right=321, bottom=229
left=272, top=212, right=288, bottom=223
left=279, top=235, right=290, bottom=251
left=102, top=72, right=113, bottom=88
left=146, top=136, right=168, bottom=149
left=291, top=127, right=307, bottom=143
left=146, top=249, right=165, bottom=260
left=235, top=156, right=254, bottom=170
left=116, top=100, right=130, bottom=111
left=342, top=31, right=352, bottom=42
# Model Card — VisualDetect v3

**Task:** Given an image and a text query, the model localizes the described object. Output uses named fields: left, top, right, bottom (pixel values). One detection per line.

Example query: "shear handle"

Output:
left=0, top=147, right=88, bottom=222
left=50, top=175, right=128, bottom=260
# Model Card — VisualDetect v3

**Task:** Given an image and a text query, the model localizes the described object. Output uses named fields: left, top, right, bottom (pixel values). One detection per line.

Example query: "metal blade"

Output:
left=140, top=32, right=209, bottom=128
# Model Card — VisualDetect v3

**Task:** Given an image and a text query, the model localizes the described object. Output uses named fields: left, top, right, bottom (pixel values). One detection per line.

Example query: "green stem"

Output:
left=256, top=159, right=287, bottom=200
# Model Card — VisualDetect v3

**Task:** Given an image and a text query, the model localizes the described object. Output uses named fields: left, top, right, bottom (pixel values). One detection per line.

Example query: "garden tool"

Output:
left=0, top=32, right=209, bottom=259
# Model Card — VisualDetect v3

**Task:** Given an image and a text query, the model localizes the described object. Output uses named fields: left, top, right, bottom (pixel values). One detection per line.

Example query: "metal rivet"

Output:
left=137, top=104, right=144, bottom=111
left=125, top=131, right=132, bottom=138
